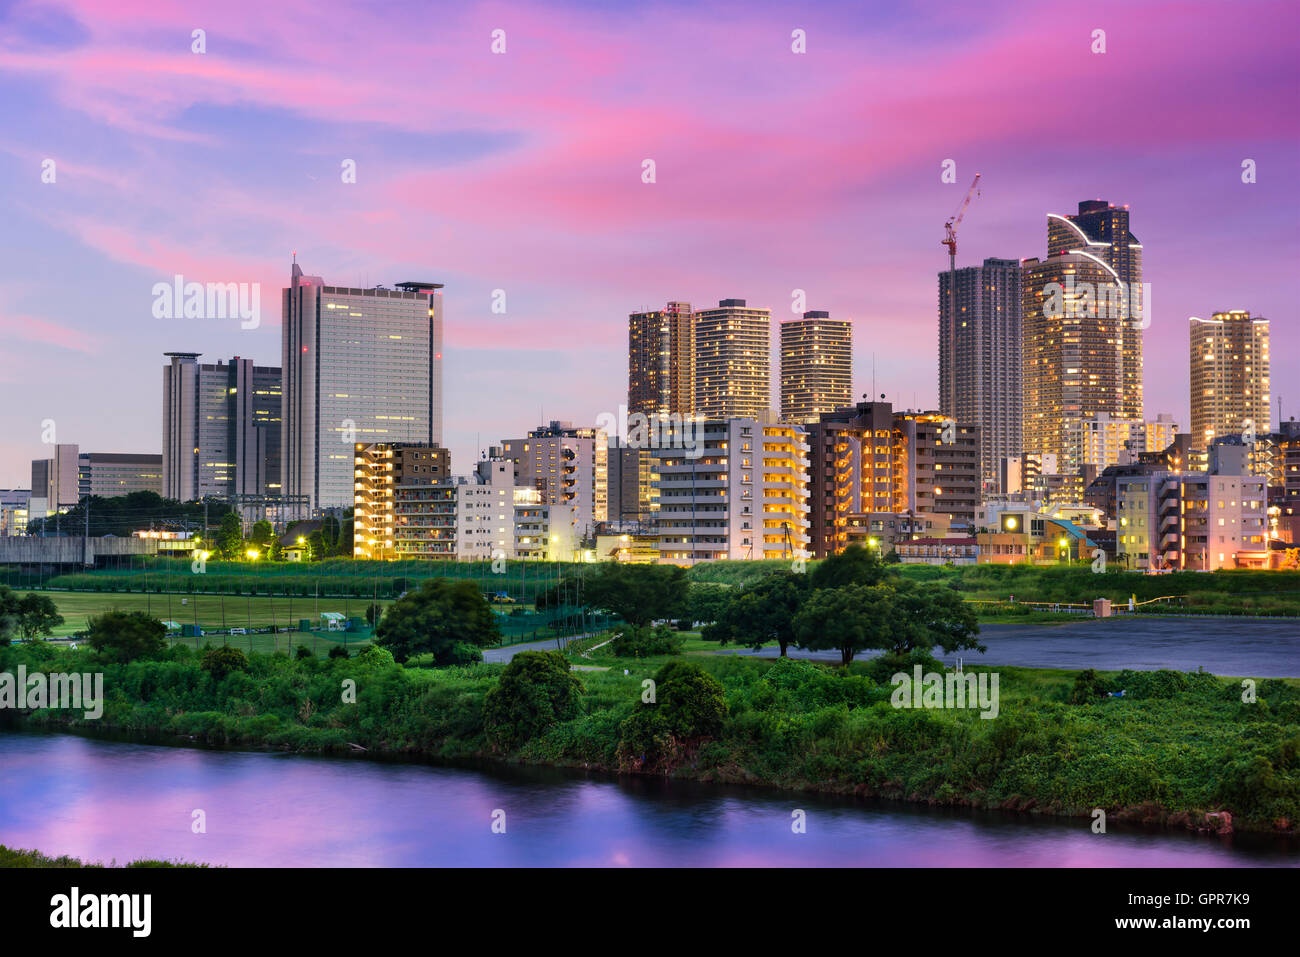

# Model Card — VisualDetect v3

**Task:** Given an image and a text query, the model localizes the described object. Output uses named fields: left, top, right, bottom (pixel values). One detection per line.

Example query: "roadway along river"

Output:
left=1, top=733, right=1295, bottom=867
left=490, top=618, right=1300, bottom=678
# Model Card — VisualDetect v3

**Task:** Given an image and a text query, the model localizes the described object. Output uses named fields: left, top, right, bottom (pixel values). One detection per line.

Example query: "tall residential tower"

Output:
left=937, top=257, right=1022, bottom=490
left=628, top=301, right=693, bottom=417
left=1190, top=311, right=1270, bottom=449
left=779, top=311, right=852, bottom=423
left=693, top=299, right=772, bottom=419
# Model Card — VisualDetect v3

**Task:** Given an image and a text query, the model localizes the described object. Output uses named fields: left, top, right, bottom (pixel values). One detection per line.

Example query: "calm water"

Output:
left=1, top=733, right=1295, bottom=867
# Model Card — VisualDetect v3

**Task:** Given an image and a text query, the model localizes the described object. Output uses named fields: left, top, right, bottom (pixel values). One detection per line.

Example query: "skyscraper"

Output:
left=693, top=299, right=771, bottom=418
left=779, top=311, right=852, bottom=423
left=162, top=352, right=281, bottom=501
left=628, top=301, right=693, bottom=418
left=1189, top=311, right=1271, bottom=450
left=937, top=257, right=1022, bottom=489
left=281, top=263, right=444, bottom=508
left=1023, top=201, right=1142, bottom=495
left=1047, top=200, right=1144, bottom=420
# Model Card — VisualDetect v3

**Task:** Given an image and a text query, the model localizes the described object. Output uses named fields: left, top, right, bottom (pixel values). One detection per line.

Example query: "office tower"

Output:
left=282, top=263, right=444, bottom=508
left=163, top=353, right=282, bottom=501
left=352, top=442, right=451, bottom=560
left=78, top=453, right=163, bottom=497
left=1048, top=200, right=1144, bottom=420
left=779, top=311, right=852, bottom=423
left=500, top=421, right=608, bottom=538
left=628, top=301, right=693, bottom=418
left=692, top=299, right=772, bottom=418
left=30, top=443, right=79, bottom=518
left=1023, top=201, right=1141, bottom=496
left=937, top=257, right=1022, bottom=489
left=651, top=418, right=810, bottom=563
left=1189, top=311, right=1270, bottom=449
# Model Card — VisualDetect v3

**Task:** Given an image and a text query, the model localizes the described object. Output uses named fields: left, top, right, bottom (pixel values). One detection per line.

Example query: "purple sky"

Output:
left=1, top=0, right=1296, bottom=488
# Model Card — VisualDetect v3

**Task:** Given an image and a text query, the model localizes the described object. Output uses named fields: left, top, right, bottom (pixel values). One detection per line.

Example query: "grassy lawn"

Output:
left=39, top=590, right=391, bottom=638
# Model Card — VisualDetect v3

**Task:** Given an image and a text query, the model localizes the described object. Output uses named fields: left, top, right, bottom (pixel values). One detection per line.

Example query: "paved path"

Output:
left=483, top=634, right=594, bottom=663
left=712, top=617, right=1300, bottom=677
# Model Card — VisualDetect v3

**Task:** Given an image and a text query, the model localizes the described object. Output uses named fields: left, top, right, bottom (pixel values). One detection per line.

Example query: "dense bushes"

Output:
left=201, top=645, right=250, bottom=681
left=483, top=651, right=584, bottom=751
left=617, top=661, right=728, bottom=771
left=608, top=624, right=683, bottom=658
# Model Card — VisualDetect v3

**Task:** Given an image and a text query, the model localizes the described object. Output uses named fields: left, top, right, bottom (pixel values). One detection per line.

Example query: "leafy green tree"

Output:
left=483, top=651, right=584, bottom=750
left=373, top=579, right=501, bottom=664
left=794, top=581, right=983, bottom=666
left=295, top=644, right=312, bottom=660
left=216, top=513, right=244, bottom=559
left=582, top=563, right=687, bottom=626
left=201, top=645, right=249, bottom=681
left=16, top=593, right=64, bottom=640
left=307, top=530, right=326, bottom=562
left=328, top=644, right=350, bottom=659
left=809, top=543, right=890, bottom=590
left=249, top=520, right=274, bottom=549
left=86, top=610, right=167, bottom=663
left=608, top=623, right=683, bottom=657
left=703, top=571, right=806, bottom=657
left=320, top=515, right=341, bottom=556
left=685, top=582, right=732, bottom=627
left=364, top=602, right=384, bottom=626
left=617, top=660, right=728, bottom=770
left=794, top=583, right=898, bottom=667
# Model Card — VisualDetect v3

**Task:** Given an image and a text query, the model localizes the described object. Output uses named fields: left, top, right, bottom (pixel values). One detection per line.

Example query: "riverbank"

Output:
left=0, top=844, right=204, bottom=867
left=2, top=640, right=1297, bottom=838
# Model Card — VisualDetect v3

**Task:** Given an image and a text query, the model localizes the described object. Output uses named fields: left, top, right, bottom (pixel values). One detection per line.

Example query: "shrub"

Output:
left=201, top=646, right=250, bottom=682
left=328, top=645, right=350, bottom=659
left=609, top=623, right=683, bottom=658
left=295, top=644, right=312, bottom=660
left=483, top=651, right=584, bottom=751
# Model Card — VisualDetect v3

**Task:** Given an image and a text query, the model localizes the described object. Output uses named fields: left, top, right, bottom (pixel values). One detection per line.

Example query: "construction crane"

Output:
left=942, top=173, right=981, bottom=423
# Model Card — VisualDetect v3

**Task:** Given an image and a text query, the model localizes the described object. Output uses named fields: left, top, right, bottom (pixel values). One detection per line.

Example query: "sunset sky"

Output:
left=1, top=0, right=1296, bottom=487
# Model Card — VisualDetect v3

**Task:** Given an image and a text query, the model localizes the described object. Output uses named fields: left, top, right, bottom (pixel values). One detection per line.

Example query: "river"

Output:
left=1, top=733, right=1294, bottom=867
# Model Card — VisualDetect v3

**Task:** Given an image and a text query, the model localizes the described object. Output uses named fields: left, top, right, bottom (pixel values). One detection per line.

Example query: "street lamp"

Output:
left=1058, top=536, right=1070, bottom=565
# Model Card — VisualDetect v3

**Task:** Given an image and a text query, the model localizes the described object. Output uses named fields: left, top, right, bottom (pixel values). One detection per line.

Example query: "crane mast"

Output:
left=942, top=173, right=982, bottom=422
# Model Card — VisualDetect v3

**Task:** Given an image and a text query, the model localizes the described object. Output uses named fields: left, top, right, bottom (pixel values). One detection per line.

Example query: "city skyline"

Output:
left=1, top=0, right=1297, bottom=487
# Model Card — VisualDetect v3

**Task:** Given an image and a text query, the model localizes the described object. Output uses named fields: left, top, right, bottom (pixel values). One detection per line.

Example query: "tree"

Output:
left=249, top=520, right=274, bottom=549
left=793, top=581, right=983, bottom=667
left=809, top=543, right=890, bottom=590
left=216, top=513, right=244, bottom=559
left=703, top=571, right=807, bottom=657
left=16, top=593, right=64, bottom=640
left=307, top=530, right=325, bottom=562
left=483, top=651, right=584, bottom=750
left=373, top=579, right=501, bottom=664
left=685, top=582, right=732, bottom=628
left=794, top=583, right=898, bottom=667
left=616, top=660, right=728, bottom=771
left=320, top=514, right=341, bottom=556
left=86, top=610, right=167, bottom=663
left=364, top=602, right=384, bottom=627
left=201, top=645, right=250, bottom=681
left=581, top=563, right=687, bottom=627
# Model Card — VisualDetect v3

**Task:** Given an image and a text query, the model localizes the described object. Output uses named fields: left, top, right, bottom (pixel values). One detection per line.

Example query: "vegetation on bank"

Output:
left=0, top=844, right=206, bottom=868
left=3, top=635, right=1296, bottom=835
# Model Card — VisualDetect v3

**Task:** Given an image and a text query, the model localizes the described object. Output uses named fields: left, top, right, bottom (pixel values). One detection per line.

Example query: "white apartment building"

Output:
left=652, top=418, right=810, bottom=564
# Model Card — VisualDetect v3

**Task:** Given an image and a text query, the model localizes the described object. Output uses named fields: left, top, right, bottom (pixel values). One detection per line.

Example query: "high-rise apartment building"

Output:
left=779, top=311, right=852, bottom=423
left=500, top=421, right=608, bottom=538
left=162, top=352, right=281, bottom=501
left=628, top=301, right=693, bottom=418
left=1189, top=311, right=1270, bottom=450
left=693, top=299, right=771, bottom=418
left=352, top=442, right=451, bottom=560
left=651, top=418, right=810, bottom=564
left=804, top=401, right=980, bottom=556
left=606, top=439, right=658, bottom=525
left=937, top=257, right=1022, bottom=489
left=282, top=263, right=444, bottom=508
left=1048, top=200, right=1144, bottom=421
left=1023, top=201, right=1143, bottom=490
